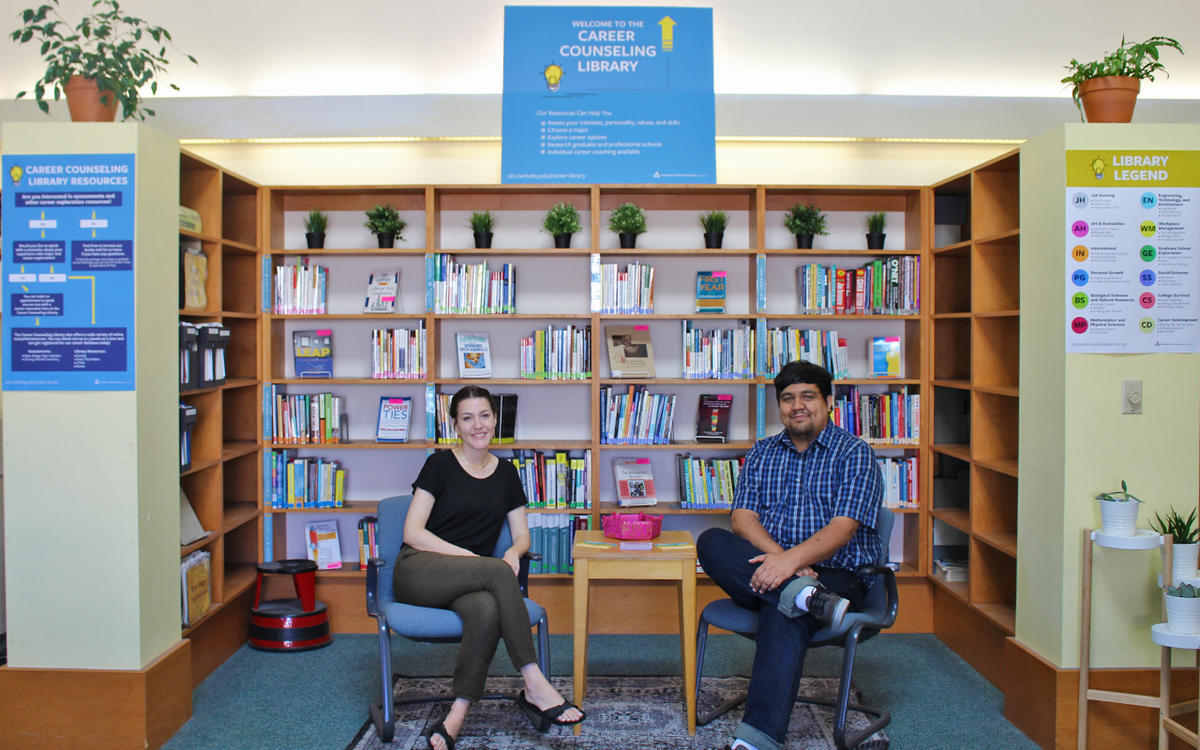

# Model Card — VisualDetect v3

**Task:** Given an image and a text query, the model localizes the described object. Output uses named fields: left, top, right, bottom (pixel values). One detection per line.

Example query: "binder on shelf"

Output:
left=179, top=402, right=197, bottom=471
left=179, top=322, right=200, bottom=390
left=197, top=323, right=229, bottom=387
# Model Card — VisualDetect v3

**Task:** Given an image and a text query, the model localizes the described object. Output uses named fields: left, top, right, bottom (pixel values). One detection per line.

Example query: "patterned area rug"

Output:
left=347, top=675, right=888, bottom=749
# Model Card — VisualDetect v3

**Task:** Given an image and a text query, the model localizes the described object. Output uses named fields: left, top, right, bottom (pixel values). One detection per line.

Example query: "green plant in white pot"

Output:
left=1095, top=480, right=1142, bottom=536
left=1164, top=582, right=1200, bottom=634
left=1152, top=506, right=1199, bottom=583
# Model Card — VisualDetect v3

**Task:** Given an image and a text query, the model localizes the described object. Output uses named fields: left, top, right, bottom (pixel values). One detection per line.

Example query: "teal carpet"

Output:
left=162, top=633, right=1038, bottom=750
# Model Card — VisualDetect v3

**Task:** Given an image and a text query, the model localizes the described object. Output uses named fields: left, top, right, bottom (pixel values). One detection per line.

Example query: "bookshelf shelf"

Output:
left=931, top=507, right=970, bottom=534
left=762, top=248, right=924, bottom=257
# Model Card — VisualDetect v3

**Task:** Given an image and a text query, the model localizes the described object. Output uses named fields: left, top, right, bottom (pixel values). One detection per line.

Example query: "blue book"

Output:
left=293, top=329, right=333, bottom=378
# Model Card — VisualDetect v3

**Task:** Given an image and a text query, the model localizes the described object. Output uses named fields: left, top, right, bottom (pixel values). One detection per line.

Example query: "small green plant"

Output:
left=468, top=210, right=495, bottom=233
left=865, top=211, right=887, bottom=235
left=784, top=204, right=829, bottom=236
left=543, top=202, right=582, bottom=235
left=1062, top=36, right=1184, bottom=120
left=1152, top=507, right=1199, bottom=544
left=303, top=210, right=327, bottom=234
left=1095, top=480, right=1142, bottom=503
left=698, top=210, right=728, bottom=234
left=608, top=202, right=648, bottom=235
left=364, top=204, right=405, bottom=238
left=1166, top=582, right=1200, bottom=598
left=11, top=0, right=198, bottom=120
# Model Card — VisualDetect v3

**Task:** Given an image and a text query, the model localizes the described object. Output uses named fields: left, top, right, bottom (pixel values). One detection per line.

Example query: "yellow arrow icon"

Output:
left=92, top=209, right=97, bottom=238
left=49, top=265, right=54, bottom=274
left=40, top=209, right=45, bottom=239
left=659, top=15, right=676, bottom=51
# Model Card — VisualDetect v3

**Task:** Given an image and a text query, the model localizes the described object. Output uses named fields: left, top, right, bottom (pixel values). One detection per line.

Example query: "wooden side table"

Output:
left=572, top=529, right=698, bottom=735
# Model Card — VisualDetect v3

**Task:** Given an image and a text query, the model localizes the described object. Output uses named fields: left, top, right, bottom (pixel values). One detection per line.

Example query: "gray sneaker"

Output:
left=806, top=587, right=850, bottom=629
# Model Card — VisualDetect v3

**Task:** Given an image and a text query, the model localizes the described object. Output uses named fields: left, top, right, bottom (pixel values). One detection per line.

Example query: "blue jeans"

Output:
left=697, top=528, right=865, bottom=750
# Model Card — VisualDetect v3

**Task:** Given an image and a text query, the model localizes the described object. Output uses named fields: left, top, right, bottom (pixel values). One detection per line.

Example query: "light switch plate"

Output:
left=1122, top=379, right=1143, bottom=415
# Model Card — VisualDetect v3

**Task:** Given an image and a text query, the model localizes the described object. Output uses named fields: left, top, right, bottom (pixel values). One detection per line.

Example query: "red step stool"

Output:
left=248, top=559, right=332, bottom=652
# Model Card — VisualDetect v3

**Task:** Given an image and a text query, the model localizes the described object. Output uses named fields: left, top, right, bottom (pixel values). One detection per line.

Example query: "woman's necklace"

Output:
left=455, top=447, right=492, bottom=470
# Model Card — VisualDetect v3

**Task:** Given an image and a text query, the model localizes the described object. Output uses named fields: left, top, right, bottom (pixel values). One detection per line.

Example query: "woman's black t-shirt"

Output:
left=411, top=450, right=527, bottom=556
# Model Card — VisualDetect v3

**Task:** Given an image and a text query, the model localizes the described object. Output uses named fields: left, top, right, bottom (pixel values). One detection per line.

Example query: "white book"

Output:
left=455, top=332, right=492, bottom=378
left=364, top=269, right=399, bottom=313
left=305, top=520, right=343, bottom=570
left=612, top=457, right=657, bottom=507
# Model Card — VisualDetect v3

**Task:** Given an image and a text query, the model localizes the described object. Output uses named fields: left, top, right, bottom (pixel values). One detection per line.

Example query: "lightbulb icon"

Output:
left=9, top=165, right=22, bottom=185
left=543, top=63, right=564, bottom=92
left=1090, top=158, right=1105, bottom=180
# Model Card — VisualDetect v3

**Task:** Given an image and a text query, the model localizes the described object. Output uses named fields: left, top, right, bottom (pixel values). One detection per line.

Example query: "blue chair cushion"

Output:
left=382, top=598, right=547, bottom=640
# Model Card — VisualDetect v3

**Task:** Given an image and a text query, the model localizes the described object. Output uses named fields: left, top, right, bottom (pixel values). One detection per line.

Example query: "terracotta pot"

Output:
left=1078, top=76, right=1141, bottom=123
left=64, top=76, right=118, bottom=122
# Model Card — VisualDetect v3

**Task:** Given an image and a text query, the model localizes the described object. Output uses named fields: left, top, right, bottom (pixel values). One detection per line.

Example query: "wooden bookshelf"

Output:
left=178, top=150, right=263, bottom=683
left=928, top=149, right=1020, bottom=641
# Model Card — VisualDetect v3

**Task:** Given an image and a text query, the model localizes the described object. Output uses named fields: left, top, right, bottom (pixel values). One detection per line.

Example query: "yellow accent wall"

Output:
left=1018, top=124, right=1200, bottom=668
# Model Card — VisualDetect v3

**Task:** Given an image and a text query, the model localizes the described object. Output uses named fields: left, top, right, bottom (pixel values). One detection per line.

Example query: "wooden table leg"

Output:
left=679, top=561, right=697, bottom=736
left=573, top=558, right=589, bottom=736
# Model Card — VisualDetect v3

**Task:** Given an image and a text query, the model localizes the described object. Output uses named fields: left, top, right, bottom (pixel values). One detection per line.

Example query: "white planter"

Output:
left=1098, top=498, right=1140, bottom=536
left=1165, top=592, right=1200, bottom=634
left=1173, top=543, right=1200, bottom=583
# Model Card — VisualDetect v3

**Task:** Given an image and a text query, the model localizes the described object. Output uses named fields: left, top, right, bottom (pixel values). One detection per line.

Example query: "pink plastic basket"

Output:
left=601, top=512, right=663, bottom=540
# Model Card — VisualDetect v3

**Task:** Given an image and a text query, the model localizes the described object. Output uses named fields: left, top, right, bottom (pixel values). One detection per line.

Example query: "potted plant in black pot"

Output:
left=783, top=204, right=828, bottom=249
left=865, top=211, right=887, bottom=250
left=11, top=0, right=197, bottom=121
left=608, top=202, right=648, bottom=249
left=698, top=210, right=728, bottom=249
left=304, top=210, right=328, bottom=249
left=364, top=204, right=406, bottom=248
left=543, top=202, right=582, bottom=248
left=1062, top=35, right=1183, bottom=123
left=469, top=211, right=495, bottom=249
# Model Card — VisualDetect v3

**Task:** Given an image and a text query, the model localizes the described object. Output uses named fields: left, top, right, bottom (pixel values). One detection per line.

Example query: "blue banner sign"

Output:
left=2, top=153, right=137, bottom=390
left=502, top=5, right=715, bottom=184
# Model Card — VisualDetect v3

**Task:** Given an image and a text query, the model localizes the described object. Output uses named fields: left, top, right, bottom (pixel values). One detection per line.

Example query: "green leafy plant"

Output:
left=698, top=210, right=728, bottom=234
left=364, top=204, right=405, bottom=238
left=1166, top=582, right=1200, bottom=598
left=10, top=0, right=198, bottom=120
left=608, top=202, right=648, bottom=235
left=784, top=204, right=829, bottom=236
left=1152, top=507, right=1199, bottom=544
left=1062, top=36, right=1184, bottom=120
left=865, top=211, right=887, bottom=235
left=468, top=210, right=495, bottom=233
left=303, top=210, right=327, bottom=234
left=543, top=202, right=582, bottom=235
left=1095, top=480, right=1142, bottom=503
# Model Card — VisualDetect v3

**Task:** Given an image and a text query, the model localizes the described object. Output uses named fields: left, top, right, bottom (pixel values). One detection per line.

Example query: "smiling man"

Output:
left=697, top=359, right=883, bottom=750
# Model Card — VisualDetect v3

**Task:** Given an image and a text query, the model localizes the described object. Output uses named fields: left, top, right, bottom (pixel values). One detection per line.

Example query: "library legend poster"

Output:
left=1, top=153, right=136, bottom=390
left=501, top=5, right=715, bottom=184
left=1065, top=150, right=1200, bottom=354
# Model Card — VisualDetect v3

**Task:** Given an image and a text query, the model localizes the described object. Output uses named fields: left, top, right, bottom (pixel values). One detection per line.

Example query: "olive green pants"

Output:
left=392, top=546, right=538, bottom=702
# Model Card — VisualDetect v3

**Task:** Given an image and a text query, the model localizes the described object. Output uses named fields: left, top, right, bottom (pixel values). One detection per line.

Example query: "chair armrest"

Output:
left=365, top=557, right=385, bottom=618
left=517, top=552, right=541, bottom=596
left=854, top=564, right=899, bottom=628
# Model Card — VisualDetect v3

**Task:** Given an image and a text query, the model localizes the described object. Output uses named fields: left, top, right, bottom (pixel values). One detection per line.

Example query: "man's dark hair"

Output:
left=449, top=384, right=497, bottom=419
left=773, top=359, right=833, bottom=401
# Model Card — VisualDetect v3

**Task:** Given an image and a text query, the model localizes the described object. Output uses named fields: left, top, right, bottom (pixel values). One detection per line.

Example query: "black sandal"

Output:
left=516, top=690, right=586, bottom=732
left=424, top=720, right=456, bottom=750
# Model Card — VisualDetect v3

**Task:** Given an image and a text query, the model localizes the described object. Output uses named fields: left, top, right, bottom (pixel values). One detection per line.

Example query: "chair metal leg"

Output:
left=792, top=624, right=891, bottom=750
left=536, top=612, right=551, bottom=677
left=370, top=619, right=396, bottom=743
left=695, top=617, right=749, bottom=726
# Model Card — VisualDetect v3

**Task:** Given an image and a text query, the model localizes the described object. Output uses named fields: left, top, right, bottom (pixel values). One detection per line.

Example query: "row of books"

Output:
left=528, top=513, right=591, bottom=575
left=274, top=262, right=328, bottom=314
left=433, top=392, right=519, bottom=444
left=357, top=515, right=379, bottom=570
left=266, top=386, right=347, bottom=444
left=509, top=449, right=592, bottom=509
left=179, top=322, right=229, bottom=389
left=595, top=260, right=655, bottom=314
left=795, top=256, right=920, bottom=316
left=676, top=454, right=744, bottom=509
left=681, top=320, right=755, bottom=379
left=764, top=327, right=851, bottom=380
left=878, top=456, right=919, bottom=509
left=832, top=386, right=920, bottom=444
left=600, top=386, right=677, bottom=445
left=430, top=254, right=516, bottom=314
left=371, top=325, right=427, bottom=379
left=519, top=324, right=592, bottom=379
left=266, top=450, right=347, bottom=509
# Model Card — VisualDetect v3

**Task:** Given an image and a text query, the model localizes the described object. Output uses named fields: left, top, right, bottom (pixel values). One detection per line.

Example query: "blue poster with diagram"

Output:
left=502, top=5, right=715, bottom=184
left=1, top=153, right=136, bottom=390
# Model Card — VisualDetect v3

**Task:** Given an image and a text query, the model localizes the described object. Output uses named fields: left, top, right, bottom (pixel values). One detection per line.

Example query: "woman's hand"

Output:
left=502, top=547, right=521, bottom=577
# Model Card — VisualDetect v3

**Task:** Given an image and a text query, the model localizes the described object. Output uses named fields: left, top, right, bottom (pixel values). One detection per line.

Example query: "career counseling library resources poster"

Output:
left=1065, top=150, right=1200, bottom=354
left=502, top=5, right=715, bottom=184
left=1, top=153, right=136, bottom=391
